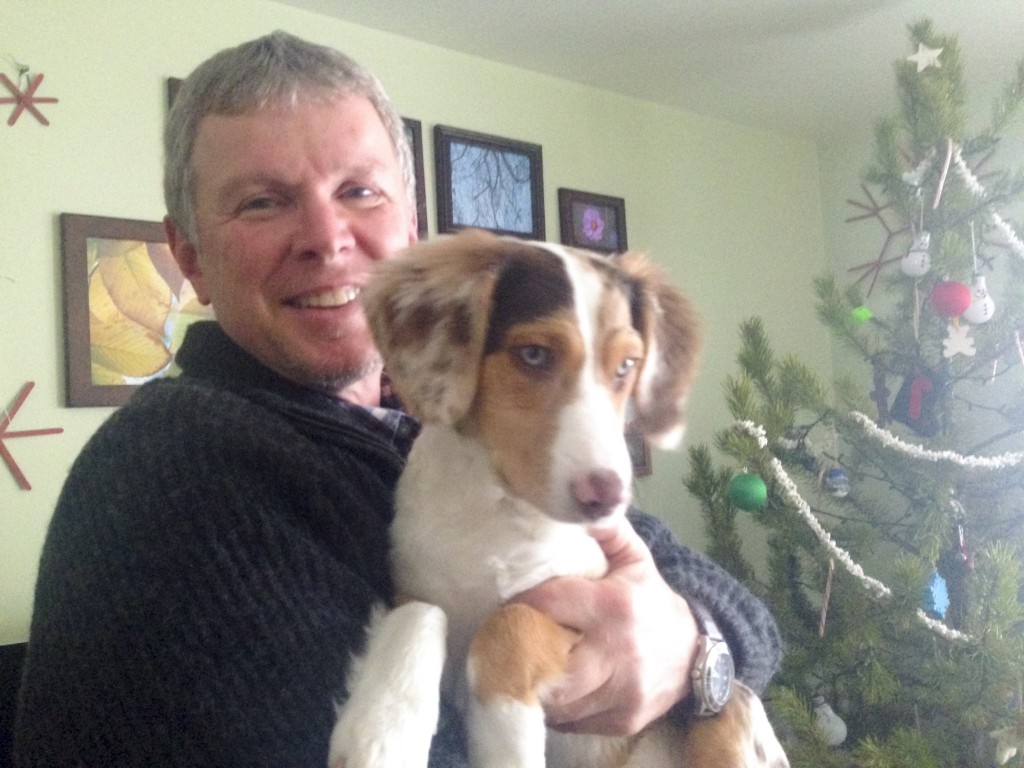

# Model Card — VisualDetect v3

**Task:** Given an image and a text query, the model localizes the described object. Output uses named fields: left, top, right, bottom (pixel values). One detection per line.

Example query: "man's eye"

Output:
left=342, top=186, right=383, bottom=205
left=515, top=345, right=554, bottom=370
left=239, top=196, right=278, bottom=212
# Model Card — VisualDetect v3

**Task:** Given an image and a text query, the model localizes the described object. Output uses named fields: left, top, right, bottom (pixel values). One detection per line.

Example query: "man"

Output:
left=15, top=31, right=781, bottom=767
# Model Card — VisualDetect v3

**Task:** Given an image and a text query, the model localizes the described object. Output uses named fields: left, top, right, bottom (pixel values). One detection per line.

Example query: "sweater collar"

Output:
left=174, top=321, right=420, bottom=454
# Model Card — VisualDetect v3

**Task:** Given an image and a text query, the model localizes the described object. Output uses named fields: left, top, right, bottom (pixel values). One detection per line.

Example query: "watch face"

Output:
left=707, top=645, right=735, bottom=706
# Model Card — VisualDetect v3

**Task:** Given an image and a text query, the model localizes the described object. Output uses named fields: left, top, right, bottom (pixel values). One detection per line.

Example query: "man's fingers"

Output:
left=514, top=576, right=597, bottom=630
left=589, top=518, right=652, bottom=570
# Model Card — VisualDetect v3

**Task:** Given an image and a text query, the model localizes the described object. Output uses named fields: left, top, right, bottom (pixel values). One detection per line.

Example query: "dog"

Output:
left=329, top=230, right=788, bottom=768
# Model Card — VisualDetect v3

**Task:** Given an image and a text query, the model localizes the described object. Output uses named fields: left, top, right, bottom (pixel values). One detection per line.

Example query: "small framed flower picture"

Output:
left=558, top=188, right=627, bottom=254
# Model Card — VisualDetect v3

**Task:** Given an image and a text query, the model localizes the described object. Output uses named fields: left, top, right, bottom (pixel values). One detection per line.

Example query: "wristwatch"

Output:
left=689, top=602, right=734, bottom=717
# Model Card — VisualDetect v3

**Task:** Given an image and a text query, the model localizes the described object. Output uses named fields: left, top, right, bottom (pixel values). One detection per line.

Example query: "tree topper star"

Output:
left=907, top=43, right=943, bottom=73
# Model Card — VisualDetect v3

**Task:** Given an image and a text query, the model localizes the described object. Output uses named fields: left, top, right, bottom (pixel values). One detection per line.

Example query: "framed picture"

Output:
left=558, top=188, right=627, bottom=253
left=434, top=125, right=544, bottom=239
left=60, top=213, right=214, bottom=407
left=625, top=427, right=652, bottom=477
left=402, top=117, right=429, bottom=239
left=166, top=76, right=183, bottom=109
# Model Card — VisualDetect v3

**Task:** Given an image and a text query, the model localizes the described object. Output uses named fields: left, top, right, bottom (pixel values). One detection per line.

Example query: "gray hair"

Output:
left=164, top=31, right=415, bottom=244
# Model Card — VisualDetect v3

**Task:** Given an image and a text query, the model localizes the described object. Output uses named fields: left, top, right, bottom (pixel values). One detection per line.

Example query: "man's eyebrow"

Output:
left=211, top=173, right=294, bottom=203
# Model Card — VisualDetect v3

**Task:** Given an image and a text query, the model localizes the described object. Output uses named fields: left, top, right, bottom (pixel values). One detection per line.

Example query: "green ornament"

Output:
left=727, top=472, right=767, bottom=511
left=849, top=306, right=874, bottom=324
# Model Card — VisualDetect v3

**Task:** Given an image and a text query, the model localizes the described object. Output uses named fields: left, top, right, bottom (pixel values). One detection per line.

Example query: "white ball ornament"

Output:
left=901, top=231, right=932, bottom=277
left=962, top=274, right=995, bottom=324
left=812, top=694, right=848, bottom=747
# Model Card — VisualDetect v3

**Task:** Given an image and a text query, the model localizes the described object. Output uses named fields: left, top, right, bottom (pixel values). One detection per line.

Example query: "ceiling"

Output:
left=274, top=0, right=1024, bottom=145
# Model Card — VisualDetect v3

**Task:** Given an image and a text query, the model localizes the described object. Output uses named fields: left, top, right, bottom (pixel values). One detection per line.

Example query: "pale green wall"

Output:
left=0, top=0, right=832, bottom=644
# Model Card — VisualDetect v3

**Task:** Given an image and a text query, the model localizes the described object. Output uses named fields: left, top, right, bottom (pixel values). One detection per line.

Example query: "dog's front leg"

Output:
left=466, top=603, right=578, bottom=768
left=329, top=601, right=447, bottom=768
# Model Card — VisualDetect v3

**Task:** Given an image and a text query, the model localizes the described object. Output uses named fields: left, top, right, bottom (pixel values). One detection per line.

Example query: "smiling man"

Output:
left=14, top=31, right=781, bottom=768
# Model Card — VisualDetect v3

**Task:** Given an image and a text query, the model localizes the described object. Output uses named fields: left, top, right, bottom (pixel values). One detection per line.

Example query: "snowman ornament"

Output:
left=901, top=231, right=932, bottom=277
left=962, top=274, right=995, bottom=324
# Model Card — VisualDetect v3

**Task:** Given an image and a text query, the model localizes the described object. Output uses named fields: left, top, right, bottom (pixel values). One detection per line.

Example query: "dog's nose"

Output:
left=571, top=469, right=625, bottom=519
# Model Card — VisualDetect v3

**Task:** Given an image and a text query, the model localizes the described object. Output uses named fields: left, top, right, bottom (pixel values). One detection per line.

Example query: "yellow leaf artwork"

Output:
left=87, top=237, right=213, bottom=385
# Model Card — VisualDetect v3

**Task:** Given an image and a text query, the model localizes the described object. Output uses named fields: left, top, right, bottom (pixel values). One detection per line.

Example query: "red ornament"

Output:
left=930, top=280, right=971, bottom=318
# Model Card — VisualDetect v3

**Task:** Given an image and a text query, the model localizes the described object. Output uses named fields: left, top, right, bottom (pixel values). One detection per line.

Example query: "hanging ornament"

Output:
left=727, top=472, right=767, bottom=511
left=901, top=231, right=932, bottom=277
left=0, top=68, right=59, bottom=127
left=823, top=467, right=850, bottom=498
left=891, top=371, right=941, bottom=437
left=963, top=224, right=995, bottom=324
left=2, top=381, right=65, bottom=490
left=812, top=694, right=848, bottom=746
left=992, top=719, right=1024, bottom=765
left=943, top=322, right=977, bottom=358
left=849, top=305, right=873, bottom=324
left=925, top=570, right=950, bottom=619
left=930, top=280, right=972, bottom=319
left=907, top=42, right=943, bottom=72
left=962, top=273, right=995, bottom=324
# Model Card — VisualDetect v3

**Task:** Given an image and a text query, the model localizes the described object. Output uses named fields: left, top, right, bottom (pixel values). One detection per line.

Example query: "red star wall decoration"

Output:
left=0, top=72, right=58, bottom=126
left=2, top=382, right=64, bottom=490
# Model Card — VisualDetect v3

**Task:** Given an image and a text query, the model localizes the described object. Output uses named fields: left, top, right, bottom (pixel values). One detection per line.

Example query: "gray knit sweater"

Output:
left=15, top=322, right=780, bottom=767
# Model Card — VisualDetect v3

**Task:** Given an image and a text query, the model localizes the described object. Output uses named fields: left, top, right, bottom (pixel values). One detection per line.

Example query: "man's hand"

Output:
left=514, top=517, right=700, bottom=735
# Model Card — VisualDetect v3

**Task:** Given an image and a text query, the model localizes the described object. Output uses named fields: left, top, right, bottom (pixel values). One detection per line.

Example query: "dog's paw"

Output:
left=328, top=602, right=447, bottom=768
left=328, top=710, right=436, bottom=768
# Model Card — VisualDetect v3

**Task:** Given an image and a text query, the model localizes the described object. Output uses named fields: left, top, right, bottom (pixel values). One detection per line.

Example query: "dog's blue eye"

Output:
left=516, top=345, right=553, bottom=369
left=616, top=358, right=638, bottom=379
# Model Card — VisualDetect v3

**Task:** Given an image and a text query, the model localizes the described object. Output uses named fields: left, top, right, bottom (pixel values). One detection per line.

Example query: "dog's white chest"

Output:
left=390, top=426, right=608, bottom=690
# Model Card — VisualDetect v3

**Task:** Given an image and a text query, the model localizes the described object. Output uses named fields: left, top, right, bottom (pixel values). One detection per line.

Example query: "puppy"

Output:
left=330, top=230, right=787, bottom=768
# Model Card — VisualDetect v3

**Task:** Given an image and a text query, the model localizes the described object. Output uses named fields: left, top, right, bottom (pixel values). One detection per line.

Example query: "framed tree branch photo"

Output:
left=434, top=125, right=544, bottom=239
left=402, top=117, right=429, bottom=239
left=60, top=213, right=214, bottom=407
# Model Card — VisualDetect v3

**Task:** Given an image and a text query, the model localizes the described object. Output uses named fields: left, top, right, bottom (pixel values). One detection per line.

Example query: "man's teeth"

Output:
left=295, top=286, right=361, bottom=308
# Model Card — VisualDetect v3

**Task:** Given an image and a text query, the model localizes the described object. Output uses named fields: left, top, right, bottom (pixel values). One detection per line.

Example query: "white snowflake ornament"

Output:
left=943, top=322, right=976, bottom=358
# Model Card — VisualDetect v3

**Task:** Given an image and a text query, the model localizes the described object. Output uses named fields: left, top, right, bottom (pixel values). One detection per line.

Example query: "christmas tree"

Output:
left=683, top=19, right=1024, bottom=767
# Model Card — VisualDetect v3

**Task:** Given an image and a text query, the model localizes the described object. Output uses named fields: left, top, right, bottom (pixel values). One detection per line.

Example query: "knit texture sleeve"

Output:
left=14, top=379, right=461, bottom=768
left=628, top=509, right=783, bottom=695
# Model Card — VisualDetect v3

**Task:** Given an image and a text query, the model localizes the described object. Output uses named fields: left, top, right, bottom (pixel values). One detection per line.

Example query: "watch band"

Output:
left=688, top=600, right=734, bottom=717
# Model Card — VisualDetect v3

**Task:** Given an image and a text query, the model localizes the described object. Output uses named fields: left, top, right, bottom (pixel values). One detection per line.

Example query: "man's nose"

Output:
left=295, top=196, right=355, bottom=259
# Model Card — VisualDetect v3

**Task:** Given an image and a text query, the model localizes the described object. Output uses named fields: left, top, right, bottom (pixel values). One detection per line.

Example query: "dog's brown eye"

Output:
left=515, top=344, right=554, bottom=370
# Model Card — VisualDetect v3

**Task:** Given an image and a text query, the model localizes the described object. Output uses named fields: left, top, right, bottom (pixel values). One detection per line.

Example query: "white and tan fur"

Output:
left=329, top=230, right=788, bottom=768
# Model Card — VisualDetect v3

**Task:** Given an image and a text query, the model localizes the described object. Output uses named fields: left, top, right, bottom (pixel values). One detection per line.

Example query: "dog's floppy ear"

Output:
left=363, top=231, right=503, bottom=425
left=615, top=252, right=701, bottom=449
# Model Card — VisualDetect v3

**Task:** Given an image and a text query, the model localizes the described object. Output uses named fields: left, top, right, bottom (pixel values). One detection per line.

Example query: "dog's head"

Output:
left=363, top=230, right=700, bottom=524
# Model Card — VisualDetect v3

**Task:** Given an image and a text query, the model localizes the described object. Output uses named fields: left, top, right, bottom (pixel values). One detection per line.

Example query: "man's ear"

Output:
left=164, top=216, right=211, bottom=305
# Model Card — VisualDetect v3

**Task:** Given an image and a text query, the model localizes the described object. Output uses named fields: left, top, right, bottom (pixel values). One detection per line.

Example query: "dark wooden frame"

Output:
left=434, top=125, right=544, bottom=239
left=625, top=428, right=652, bottom=477
left=166, top=76, right=183, bottom=109
left=60, top=213, right=207, bottom=407
left=558, top=188, right=628, bottom=254
left=402, top=117, right=429, bottom=239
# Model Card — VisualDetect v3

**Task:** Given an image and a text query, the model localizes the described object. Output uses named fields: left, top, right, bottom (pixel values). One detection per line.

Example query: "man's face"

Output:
left=167, top=94, right=417, bottom=401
